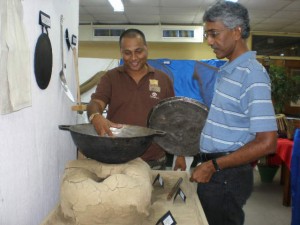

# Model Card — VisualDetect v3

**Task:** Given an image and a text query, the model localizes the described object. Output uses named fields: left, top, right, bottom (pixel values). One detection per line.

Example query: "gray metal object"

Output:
left=59, top=124, right=165, bottom=164
left=147, top=97, right=208, bottom=156
left=59, top=15, right=75, bottom=102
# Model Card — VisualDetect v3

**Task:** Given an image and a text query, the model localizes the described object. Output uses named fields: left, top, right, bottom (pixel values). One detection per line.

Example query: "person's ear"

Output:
left=234, top=26, right=242, bottom=40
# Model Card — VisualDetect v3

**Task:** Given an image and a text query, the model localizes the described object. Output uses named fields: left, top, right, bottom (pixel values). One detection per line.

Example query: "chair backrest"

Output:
left=276, top=114, right=294, bottom=139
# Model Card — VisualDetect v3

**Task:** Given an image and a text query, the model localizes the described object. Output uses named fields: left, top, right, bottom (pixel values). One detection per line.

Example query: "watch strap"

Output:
left=212, top=158, right=221, bottom=172
left=89, top=112, right=100, bottom=122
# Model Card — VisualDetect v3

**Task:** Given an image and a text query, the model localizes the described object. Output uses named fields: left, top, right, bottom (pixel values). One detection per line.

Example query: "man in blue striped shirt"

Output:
left=190, top=1, right=278, bottom=225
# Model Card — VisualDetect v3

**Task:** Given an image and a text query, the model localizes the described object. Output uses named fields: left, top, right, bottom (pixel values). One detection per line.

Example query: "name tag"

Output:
left=150, top=79, right=158, bottom=85
left=149, top=85, right=161, bottom=92
left=149, top=79, right=161, bottom=92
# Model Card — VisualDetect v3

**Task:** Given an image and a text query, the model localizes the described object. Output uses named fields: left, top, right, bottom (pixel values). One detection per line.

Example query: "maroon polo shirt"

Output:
left=91, top=64, right=175, bottom=161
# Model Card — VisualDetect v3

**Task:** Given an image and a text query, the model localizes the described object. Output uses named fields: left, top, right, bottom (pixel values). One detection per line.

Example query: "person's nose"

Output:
left=206, top=36, right=215, bottom=46
left=131, top=52, right=137, bottom=60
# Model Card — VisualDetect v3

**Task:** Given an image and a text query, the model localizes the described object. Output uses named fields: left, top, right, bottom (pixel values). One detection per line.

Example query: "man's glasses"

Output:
left=203, top=29, right=226, bottom=39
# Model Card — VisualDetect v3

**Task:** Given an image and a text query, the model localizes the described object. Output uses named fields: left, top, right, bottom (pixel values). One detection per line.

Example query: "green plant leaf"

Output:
left=269, top=65, right=300, bottom=113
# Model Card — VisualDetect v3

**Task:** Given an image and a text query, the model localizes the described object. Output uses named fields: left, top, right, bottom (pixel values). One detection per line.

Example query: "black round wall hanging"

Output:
left=34, top=32, right=53, bottom=90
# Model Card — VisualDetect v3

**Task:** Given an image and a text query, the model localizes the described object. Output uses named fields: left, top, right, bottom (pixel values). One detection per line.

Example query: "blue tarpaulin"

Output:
left=148, top=59, right=201, bottom=101
left=193, top=60, right=226, bottom=107
left=120, top=58, right=226, bottom=107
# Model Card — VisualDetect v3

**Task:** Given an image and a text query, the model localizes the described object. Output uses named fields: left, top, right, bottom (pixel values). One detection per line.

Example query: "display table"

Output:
left=41, top=170, right=208, bottom=225
left=276, top=138, right=294, bottom=206
left=144, top=170, right=208, bottom=225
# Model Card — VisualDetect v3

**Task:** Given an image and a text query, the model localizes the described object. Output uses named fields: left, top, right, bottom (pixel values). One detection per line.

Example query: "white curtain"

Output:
left=0, top=0, right=31, bottom=114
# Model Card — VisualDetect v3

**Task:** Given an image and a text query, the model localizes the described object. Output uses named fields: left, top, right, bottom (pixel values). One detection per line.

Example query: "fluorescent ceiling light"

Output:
left=108, top=0, right=124, bottom=12
left=226, top=0, right=238, bottom=2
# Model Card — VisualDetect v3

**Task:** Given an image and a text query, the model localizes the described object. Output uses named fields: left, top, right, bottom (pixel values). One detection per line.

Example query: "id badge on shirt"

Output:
left=149, top=79, right=161, bottom=92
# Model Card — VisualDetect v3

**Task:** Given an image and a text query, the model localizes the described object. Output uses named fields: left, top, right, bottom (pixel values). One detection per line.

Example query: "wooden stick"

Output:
left=71, top=104, right=87, bottom=111
left=71, top=47, right=87, bottom=112
left=167, top=177, right=183, bottom=200
left=72, top=47, right=81, bottom=105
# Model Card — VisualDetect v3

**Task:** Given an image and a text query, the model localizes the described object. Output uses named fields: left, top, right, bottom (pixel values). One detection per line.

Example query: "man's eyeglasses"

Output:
left=203, top=29, right=226, bottom=39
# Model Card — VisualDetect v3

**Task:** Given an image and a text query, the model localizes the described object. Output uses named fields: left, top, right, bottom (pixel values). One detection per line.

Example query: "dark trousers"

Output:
left=197, top=164, right=253, bottom=225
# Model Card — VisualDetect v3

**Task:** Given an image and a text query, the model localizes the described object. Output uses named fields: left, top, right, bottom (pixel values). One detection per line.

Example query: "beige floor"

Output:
left=244, top=166, right=291, bottom=225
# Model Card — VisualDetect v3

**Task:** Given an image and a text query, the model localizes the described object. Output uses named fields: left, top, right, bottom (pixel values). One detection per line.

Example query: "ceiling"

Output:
left=79, top=0, right=300, bottom=33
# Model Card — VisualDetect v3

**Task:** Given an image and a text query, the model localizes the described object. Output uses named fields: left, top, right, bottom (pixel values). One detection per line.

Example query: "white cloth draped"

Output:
left=0, top=0, right=31, bottom=114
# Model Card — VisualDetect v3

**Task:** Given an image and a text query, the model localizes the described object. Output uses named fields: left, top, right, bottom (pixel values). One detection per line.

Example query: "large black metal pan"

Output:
left=147, top=96, right=208, bottom=156
left=34, top=11, right=53, bottom=90
left=34, top=32, right=52, bottom=89
left=59, top=124, right=166, bottom=164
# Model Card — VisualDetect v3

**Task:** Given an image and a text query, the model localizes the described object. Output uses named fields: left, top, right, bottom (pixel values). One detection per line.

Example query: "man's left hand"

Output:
left=190, top=160, right=215, bottom=183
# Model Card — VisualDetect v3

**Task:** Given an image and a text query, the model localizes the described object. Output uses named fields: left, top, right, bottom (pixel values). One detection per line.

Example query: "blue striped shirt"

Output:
left=200, top=51, right=277, bottom=153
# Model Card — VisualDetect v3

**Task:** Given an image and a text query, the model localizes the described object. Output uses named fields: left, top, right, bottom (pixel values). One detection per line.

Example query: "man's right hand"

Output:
left=91, top=114, right=123, bottom=136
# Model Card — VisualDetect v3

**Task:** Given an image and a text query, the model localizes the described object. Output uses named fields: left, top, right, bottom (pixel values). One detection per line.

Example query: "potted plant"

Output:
left=269, top=64, right=300, bottom=138
left=269, top=64, right=300, bottom=114
left=257, top=154, right=281, bottom=183
left=257, top=64, right=300, bottom=182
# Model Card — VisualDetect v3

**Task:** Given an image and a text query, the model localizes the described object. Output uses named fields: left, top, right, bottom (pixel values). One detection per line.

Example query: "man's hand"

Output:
left=190, top=160, right=216, bottom=183
left=91, top=114, right=122, bottom=136
left=173, top=156, right=187, bottom=171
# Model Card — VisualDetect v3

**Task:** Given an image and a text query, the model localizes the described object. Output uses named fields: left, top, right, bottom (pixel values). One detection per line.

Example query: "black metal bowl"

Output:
left=147, top=96, right=208, bottom=156
left=59, top=124, right=165, bottom=164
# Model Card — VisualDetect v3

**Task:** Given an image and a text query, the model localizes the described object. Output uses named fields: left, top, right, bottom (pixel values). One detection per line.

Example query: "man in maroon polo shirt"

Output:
left=87, top=28, right=175, bottom=169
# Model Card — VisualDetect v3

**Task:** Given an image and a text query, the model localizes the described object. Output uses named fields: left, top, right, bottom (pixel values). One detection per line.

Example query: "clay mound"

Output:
left=60, top=158, right=153, bottom=225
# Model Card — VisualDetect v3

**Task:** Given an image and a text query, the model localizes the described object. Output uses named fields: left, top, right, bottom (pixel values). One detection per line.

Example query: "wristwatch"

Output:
left=89, top=112, right=100, bottom=122
left=212, top=158, right=221, bottom=172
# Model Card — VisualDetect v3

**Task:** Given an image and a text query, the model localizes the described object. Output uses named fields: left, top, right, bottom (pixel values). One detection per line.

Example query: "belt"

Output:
left=199, top=151, right=233, bottom=162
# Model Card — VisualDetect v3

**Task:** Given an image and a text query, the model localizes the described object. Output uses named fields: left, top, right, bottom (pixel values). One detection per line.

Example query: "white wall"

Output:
left=79, top=57, right=119, bottom=103
left=0, top=0, right=79, bottom=225
left=76, top=58, right=119, bottom=123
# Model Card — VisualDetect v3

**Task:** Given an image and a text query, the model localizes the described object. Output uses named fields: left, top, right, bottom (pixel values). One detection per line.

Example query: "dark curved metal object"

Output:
left=34, top=32, right=53, bottom=89
left=147, top=96, right=208, bottom=156
left=59, top=124, right=165, bottom=164
left=65, top=28, right=71, bottom=50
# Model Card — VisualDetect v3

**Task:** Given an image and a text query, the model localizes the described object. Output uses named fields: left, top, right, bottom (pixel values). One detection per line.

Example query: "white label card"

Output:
left=152, top=173, right=164, bottom=187
left=39, top=11, right=51, bottom=28
left=155, top=211, right=177, bottom=225
left=174, top=188, right=186, bottom=202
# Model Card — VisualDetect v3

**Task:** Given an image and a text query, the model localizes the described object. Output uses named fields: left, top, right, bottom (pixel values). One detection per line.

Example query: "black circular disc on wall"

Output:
left=34, top=33, right=53, bottom=89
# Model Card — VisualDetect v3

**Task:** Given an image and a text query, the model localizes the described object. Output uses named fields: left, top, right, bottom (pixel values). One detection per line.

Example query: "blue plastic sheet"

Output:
left=291, top=128, right=300, bottom=225
left=148, top=59, right=201, bottom=101
left=120, top=58, right=226, bottom=106
left=193, top=60, right=224, bottom=107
